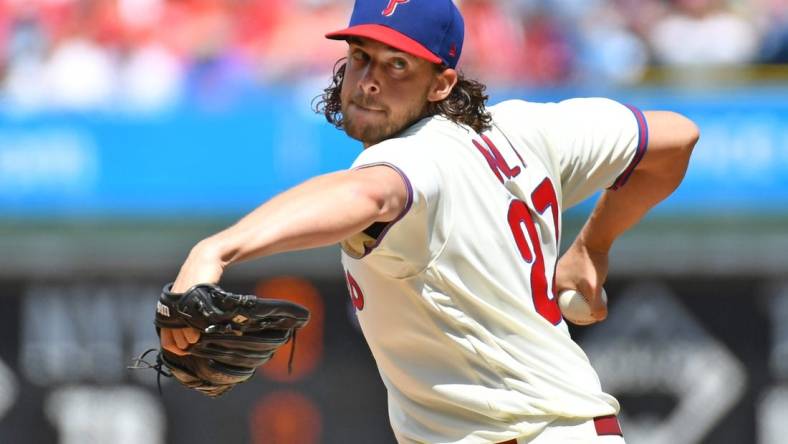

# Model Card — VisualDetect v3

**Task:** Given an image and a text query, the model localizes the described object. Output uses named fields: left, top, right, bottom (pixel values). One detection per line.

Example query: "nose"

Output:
left=358, top=64, right=380, bottom=96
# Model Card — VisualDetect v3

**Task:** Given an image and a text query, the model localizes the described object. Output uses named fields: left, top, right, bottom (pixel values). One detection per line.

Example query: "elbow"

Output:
left=345, top=167, right=410, bottom=222
left=673, top=112, right=700, bottom=155
left=635, top=111, right=699, bottom=185
left=658, top=112, right=700, bottom=171
left=349, top=176, right=406, bottom=223
left=347, top=178, right=389, bottom=218
left=685, top=120, right=700, bottom=154
left=669, top=115, right=699, bottom=185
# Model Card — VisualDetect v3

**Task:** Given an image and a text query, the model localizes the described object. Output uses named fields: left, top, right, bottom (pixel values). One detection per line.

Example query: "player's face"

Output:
left=340, top=38, right=456, bottom=147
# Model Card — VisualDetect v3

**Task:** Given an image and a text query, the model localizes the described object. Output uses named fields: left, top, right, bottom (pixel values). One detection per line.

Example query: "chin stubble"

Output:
left=342, top=105, right=428, bottom=146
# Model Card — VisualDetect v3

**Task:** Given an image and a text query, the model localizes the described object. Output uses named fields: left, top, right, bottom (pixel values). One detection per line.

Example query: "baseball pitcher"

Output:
left=157, top=1, right=699, bottom=442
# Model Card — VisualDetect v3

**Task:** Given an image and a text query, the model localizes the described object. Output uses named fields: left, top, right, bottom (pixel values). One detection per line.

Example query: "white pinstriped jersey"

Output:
left=340, top=98, right=648, bottom=444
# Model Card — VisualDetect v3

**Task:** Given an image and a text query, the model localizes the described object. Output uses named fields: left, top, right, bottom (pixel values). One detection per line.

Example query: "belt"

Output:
left=498, top=415, right=623, bottom=444
left=593, top=415, right=623, bottom=436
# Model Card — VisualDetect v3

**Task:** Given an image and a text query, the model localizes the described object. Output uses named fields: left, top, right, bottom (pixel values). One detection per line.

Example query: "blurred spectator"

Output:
left=38, top=0, right=126, bottom=109
left=113, top=0, right=181, bottom=110
left=43, top=31, right=117, bottom=109
left=648, top=0, right=760, bottom=66
left=519, top=9, right=575, bottom=85
left=0, top=1, right=9, bottom=77
left=232, top=0, right=287, bottom=70
left=167, top=0, right=254, bottom=108
left=41, top=0, right=120, bottom=110
left=258, top=0, right=349, bottom=84
left=575, top=2, right=649, bottom=85
left=118, top=28, right=182, bottom=111
left=460, top=0, right=528, bottom=86
left=3, top=2, right=52, bottom=109
left=756, top=0, right=788, bottom=63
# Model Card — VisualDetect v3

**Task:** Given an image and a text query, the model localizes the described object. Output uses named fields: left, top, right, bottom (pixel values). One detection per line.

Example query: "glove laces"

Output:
left=127, top=348, right=172, bottom=395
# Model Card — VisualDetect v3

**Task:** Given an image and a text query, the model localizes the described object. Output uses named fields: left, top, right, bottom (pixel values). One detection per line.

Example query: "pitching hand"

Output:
left=555, top=238, right=609, bottom=323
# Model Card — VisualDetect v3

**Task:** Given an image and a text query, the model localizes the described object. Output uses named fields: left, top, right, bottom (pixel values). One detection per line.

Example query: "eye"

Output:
left=391, top=58, right=407, bottom=70
left=351, top=49, right=369, bottom=63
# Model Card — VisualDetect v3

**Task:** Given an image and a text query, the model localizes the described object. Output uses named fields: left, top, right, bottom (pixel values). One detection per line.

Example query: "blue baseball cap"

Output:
left=325, top=0, right=465, bottom=69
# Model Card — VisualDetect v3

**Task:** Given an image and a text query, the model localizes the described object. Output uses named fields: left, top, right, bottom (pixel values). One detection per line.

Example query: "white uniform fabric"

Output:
left=340, top=98, right=647, bottom=444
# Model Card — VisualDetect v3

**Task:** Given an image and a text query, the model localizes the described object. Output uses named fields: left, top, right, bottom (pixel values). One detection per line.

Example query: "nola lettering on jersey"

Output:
left=472, top=134, right=525, bottom=183
left=345, top=271, right=365, bottom=310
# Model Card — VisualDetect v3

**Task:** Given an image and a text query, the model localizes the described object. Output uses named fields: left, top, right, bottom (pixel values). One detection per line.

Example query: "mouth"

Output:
left=351, top=102, right=385, bottom=113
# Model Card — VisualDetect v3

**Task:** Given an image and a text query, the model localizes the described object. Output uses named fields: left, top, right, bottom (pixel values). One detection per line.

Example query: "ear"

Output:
left=427, top=68, right=458, bottom=103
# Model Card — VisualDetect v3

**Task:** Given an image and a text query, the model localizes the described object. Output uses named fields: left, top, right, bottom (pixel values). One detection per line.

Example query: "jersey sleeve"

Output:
left=491, top=98, right=648, bottom=210
left=350, top=139, right=442, bottom=213
left=548, top=98, right=648, bottom=208
left=341, top=138, right=444, bottom=276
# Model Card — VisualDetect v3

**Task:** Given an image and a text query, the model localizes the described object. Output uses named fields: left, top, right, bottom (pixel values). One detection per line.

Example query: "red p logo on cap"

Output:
left=382, top=0, right=410, bottom=17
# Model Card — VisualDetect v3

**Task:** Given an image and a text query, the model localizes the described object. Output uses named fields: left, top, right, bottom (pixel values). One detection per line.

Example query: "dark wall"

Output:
left=0, top=275, right=784, bottom=444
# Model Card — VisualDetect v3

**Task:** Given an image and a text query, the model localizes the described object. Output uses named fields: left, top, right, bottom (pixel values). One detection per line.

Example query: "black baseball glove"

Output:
left=132, top=283, right=310, bottom=397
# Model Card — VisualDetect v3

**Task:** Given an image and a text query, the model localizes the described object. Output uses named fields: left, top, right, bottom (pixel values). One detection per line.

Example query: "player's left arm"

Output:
left=173, top=165, right=408, bottom=287
left=556, top=111, right=699, bottom=320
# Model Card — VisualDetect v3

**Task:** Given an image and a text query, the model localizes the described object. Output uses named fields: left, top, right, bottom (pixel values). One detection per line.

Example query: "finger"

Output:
left=589, top=288, right=608, bottom=320
left=183, top=327, right=201, bottom=344
left=172, top=328, right=190, bottom=350
left=161, top=329, right=190, bottom=356
left=590, top=304, right=608, bottom=321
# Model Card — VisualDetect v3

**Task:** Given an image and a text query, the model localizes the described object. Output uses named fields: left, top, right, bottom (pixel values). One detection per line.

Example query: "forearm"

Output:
left=579, top=165, right=688, bottom=253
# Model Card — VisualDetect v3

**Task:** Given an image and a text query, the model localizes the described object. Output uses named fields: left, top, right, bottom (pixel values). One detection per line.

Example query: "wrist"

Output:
left=191, top=236, right=232, bottom=268
left=171, top=239, right=226, bottom=293
left=577, top=227, right=614, bottom=255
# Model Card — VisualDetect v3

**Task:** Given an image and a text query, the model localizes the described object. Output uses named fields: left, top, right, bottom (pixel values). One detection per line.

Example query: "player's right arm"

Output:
left=555, top=110, right=699, bottom=320
left=573, top=111, right=698, bottom=252
left=161, top=165, right=409, bottom=354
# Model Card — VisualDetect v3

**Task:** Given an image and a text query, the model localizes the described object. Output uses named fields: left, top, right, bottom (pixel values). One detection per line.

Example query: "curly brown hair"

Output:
left=313, top=59, right=493, bottom=134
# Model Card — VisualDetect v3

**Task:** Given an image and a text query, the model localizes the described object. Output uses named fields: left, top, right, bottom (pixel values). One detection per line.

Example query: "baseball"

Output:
left=558, top=288, right=608, bottom=326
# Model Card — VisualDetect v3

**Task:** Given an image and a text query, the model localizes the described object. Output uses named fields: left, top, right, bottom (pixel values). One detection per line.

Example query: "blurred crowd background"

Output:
left=1, top=0, right=787, bottom=111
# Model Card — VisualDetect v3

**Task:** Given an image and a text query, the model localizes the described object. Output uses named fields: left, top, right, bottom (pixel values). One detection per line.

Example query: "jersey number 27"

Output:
left=508, top=178, right=562, bottom=325
left=473, top=135, right=562, bottom=325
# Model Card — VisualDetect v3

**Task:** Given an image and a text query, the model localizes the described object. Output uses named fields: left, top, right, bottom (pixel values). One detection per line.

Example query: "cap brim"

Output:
left=326, top=24, right=442, bottom=65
